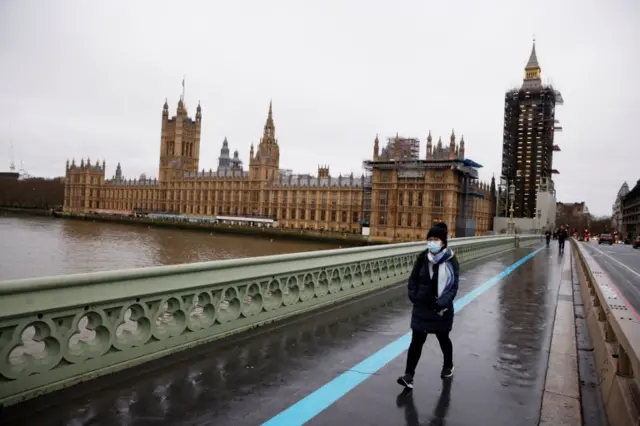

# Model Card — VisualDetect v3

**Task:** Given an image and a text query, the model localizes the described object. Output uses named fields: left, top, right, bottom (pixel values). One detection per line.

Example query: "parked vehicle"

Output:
left=599, top=234, right=614, bottom=245
left=633, top=236, right=640, bottom=249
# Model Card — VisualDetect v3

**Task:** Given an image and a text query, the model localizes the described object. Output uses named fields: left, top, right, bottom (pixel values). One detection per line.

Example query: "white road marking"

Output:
left=587, top=244, right=640, bottom=279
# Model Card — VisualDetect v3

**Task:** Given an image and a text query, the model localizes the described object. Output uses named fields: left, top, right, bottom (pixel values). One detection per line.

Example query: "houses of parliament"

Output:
left=64, top=97, right=495, bottom=242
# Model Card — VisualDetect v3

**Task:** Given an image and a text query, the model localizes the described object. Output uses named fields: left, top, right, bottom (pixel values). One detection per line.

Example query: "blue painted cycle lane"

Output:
left=266, top=244, right=565, bottom=426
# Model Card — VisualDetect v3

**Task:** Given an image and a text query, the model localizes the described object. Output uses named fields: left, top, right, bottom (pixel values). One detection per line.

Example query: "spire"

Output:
left=522, top=39, right=542, bottom=88
left=525, top=40, right=540, bottom=70
left=262, top=100, right=276, bottom=142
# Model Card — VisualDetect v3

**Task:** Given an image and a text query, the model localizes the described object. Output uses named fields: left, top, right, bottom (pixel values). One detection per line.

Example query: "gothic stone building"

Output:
left=64, top=100, right=365, bottom=233
left=365, top=132, right=495, bottom=241
left=64, top=99, right=495, bottom=240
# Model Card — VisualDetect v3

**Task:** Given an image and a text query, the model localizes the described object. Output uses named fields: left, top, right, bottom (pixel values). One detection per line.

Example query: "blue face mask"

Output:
left=427, top=241, right=442, bottom=253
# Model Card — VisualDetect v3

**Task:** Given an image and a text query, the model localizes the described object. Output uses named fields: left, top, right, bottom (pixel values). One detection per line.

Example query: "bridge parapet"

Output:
left=572, top=240, right=640, bottom=425
left=0, top=234, right=540, bottom=407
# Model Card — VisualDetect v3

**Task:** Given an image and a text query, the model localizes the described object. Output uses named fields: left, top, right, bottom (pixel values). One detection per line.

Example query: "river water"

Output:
left=0, top=215, right=339, bottom=280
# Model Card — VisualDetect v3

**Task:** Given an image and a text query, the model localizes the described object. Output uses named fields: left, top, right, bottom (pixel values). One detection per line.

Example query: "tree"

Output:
left=588, top=214, right=613, bottom=235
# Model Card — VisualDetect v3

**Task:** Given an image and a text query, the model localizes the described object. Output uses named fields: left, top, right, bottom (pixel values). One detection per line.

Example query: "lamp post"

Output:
left=507, top=183, right=515, bottom=234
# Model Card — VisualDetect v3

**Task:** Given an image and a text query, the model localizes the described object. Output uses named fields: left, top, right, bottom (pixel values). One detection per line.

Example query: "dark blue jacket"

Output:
left=407, top=249, right=460, bottom=333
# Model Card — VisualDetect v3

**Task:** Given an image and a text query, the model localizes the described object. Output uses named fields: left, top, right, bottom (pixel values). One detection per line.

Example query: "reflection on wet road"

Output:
left=2, top=243, right=564, bottom=426
left=581, top=240, right=640, bottom=313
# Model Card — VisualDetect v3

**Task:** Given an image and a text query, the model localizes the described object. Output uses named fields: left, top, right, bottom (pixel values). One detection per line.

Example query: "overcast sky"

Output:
left=1, top=0, right=638, bottom=216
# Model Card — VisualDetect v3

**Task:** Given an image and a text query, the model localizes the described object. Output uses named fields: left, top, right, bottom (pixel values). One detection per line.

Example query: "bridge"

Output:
left=0, top=235, right=635, bottom=425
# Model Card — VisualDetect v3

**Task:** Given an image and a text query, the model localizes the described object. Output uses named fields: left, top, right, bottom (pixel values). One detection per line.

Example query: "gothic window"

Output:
left=433, top=192, right=443, bottom=208
left=379, top=191, right=388, bottom=207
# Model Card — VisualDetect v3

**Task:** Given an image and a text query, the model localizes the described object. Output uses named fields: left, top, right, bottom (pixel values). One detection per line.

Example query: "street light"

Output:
left=507, top=183, right=515, bottom=234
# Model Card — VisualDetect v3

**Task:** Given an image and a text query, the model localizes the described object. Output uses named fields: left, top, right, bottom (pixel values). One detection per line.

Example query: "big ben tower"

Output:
left=500, top=41, right=563, bottom=218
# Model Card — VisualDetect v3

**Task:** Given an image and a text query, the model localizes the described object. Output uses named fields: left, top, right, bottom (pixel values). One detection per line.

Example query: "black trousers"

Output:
left=559, top=239, right=565, bottom=251
left=405, top=330, right=453, bottom=377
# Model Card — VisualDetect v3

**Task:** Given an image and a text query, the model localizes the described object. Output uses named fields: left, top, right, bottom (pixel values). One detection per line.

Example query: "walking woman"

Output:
left=398, top=222, right=459, bottom=389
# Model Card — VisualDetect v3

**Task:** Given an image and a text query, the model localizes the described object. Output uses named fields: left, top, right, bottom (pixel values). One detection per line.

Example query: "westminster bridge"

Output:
left=0, top=219, right=632, bottom=426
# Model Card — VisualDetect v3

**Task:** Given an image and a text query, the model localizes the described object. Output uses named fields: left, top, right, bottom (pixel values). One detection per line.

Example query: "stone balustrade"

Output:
left=0, top=234, right=541, bottom=406
left=572, top=240, right=640, bottom=426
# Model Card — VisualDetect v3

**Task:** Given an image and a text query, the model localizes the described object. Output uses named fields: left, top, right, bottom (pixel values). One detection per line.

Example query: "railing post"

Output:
left=617, top=345, right=632, bottom=378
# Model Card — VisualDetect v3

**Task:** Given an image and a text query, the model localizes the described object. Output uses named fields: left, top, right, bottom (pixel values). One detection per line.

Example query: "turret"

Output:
left=162, top=98, right=169, bottom=118
left=373, top=134, right=379, bottom=160
left=426, top=131, right=433, bottom=160
left=459, top=135, right=465, bottom=159
left=115, top=162, right=122, bottom=181
left=449, top=129, right=456, bottom=160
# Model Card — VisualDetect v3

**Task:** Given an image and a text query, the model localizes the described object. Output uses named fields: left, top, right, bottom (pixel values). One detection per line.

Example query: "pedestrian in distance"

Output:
left=545, top=230, right=551, bottom=247
left=557, top=225, right=568, bottom=254
left=398, top=222, right=459, bottom=390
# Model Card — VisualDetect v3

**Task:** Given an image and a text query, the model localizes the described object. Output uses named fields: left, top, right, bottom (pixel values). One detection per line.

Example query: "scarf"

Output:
left=425, top=248, right=456, bottom=299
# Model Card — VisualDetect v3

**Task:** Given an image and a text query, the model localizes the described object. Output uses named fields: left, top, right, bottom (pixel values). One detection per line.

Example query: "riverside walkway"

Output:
left=1, top=242, right=584, bottom=426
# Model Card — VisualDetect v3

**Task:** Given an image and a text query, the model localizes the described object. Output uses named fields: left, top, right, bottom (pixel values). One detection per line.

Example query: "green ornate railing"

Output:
left=0, top=234, right=540, bottom=406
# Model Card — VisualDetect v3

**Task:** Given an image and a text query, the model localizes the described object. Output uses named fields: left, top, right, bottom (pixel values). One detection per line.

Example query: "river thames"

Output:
left=0, top=215, right=339, bottom=280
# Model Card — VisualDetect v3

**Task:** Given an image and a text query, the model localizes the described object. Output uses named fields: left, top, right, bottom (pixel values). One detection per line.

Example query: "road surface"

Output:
left=581, top=240, right=640, bottom=313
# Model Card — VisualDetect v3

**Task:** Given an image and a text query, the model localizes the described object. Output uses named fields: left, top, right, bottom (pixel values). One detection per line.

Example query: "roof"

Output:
left=525, top=42, right=540, bottom=69
left=461, top=158, right=483, bottom=168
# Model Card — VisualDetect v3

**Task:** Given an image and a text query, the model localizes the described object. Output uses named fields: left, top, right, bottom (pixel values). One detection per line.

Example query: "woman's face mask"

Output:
left=427, top=239, right=442, bottom=253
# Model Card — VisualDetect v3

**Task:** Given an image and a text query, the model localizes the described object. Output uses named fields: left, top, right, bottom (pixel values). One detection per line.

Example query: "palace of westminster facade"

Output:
left=64, top=98, right=495, bottom=241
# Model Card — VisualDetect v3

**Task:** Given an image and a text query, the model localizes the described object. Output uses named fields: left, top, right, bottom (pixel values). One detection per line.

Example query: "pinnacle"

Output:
left=525, top=41, right=540, bottom=69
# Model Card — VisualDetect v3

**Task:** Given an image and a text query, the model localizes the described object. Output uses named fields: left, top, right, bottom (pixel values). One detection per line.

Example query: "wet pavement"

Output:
left=581, top=240, right=640, bottom=313
left=1, top=242, right=569, bottom=426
